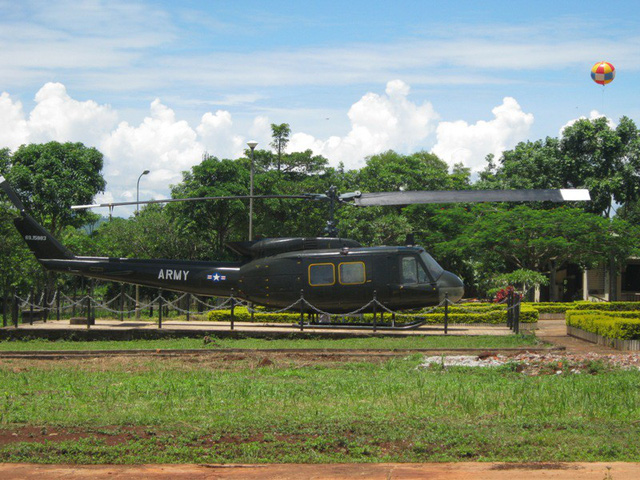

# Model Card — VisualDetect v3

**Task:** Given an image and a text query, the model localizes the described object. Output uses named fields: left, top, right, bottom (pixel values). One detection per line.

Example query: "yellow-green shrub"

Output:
left=207, top=305, right=538, bottom=324
left=566, top=309, right=640, bottom=340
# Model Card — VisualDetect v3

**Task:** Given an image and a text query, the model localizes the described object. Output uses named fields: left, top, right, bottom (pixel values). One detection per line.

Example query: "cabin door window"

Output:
left=309, top=263, right=335, bottom=286
left=338, top=262, right=366, bottom=285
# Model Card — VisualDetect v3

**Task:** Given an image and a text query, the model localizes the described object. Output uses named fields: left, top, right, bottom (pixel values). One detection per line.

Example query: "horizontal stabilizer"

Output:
left=353, top=189, right=591, bottom=206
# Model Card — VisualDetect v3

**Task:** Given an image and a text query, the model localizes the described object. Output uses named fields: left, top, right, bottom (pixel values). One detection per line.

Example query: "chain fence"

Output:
left=1, top=287, right=523, bottom=334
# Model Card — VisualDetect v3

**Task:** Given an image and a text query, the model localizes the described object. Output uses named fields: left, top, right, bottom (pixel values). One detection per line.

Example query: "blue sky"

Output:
left=0, top=0, right=638, bottom=210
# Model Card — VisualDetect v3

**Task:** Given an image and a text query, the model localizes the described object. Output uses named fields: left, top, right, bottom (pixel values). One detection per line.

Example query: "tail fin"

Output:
left=1, top=175, right=75, bottom=260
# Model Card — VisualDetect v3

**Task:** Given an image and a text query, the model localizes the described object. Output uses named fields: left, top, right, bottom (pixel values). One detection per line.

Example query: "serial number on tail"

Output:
left=158, top=269, right=190, bottom=281
left=25, top=235, right=46, bottom=241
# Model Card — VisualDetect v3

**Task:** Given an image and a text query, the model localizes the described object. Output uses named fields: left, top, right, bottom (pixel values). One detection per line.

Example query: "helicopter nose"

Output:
left=438, top=271, right=464, bottom=304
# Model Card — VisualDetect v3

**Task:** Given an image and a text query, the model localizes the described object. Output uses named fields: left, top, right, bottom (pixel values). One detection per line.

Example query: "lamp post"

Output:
left=135, top=170, right=149, bottom=319
left=136, top=170, right=150, bottom=215
left=247, top=141, right=258, bottom=241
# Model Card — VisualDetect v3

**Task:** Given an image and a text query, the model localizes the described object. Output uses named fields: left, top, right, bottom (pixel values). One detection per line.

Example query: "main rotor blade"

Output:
left=71, top=194, right=325, bottom=210
left=353, top=189, right=591, bottom=206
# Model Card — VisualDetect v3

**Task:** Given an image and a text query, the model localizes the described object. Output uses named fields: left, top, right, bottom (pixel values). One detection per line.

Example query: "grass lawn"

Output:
left=0, top=335, right=542, bottom=351
left=0, top=354, right=638, bottom=463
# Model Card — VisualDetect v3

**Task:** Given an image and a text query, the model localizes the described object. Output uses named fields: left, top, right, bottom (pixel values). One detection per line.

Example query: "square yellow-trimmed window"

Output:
left=339, top=262, right=365, bottom=285
left=309, top=263, right=335, bottom=286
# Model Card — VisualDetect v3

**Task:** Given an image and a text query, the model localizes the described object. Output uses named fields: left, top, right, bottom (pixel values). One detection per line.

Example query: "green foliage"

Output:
left=2, top=142, right=106, bottom=236
left=270, top=123, right=291, bottom=171
left=483, top=117, right=640, bottom=217
left=468, top=206, right=636, bottom=272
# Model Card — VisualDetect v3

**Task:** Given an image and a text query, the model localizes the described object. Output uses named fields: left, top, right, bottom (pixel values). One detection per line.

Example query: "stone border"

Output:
left=567, top=325, right=640, bottom=351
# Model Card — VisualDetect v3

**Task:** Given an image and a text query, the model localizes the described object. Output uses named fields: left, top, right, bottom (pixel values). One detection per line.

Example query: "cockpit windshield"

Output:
left=420, top=251, right=444, bottom=279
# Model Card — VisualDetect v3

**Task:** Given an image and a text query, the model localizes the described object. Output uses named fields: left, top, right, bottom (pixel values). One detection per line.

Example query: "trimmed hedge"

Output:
left=573, top=301, right=640, bottom=311
left=566, top=309, right=640, bottom=340
left=527, top=303, right=577, bottom=314
left=207, top=306, right=538, bottom=324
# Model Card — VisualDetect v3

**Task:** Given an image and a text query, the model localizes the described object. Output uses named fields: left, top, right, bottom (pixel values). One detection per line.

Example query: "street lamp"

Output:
left=136, top=170, right=150, bottom=215
left=135, top=169, right=149, bottom=319
left=247, top=141, right=258, bottom=240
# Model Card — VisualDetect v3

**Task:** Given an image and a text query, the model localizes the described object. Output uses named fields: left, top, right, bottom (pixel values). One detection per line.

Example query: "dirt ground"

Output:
left=0, top=462, right=638, bottom=479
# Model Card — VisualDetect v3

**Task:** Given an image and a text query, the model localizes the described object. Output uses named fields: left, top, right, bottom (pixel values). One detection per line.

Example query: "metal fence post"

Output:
left=43, top=287, right=48, bottom=323
left=56, top=287, right=61, bottom=321
left=86, top=291, right=91, bottom=329
left=514, top=294, right=521, bottom=335
left=230, top=290, right=235, bottom=331
left=506, top=290, right=513, bottom=329
left=158, top=290, right=163, bottom=329
left=444, top=293, right=449, bottom=335
left=2, top=288, right=7, bottom=328
left=186, top=294, right=191, bottom=322
left=28, top=287, right=34, bottom=326
left=120, top=285, right=124, bottom=322
left=12, top=290, right=18, bottom=328
left=372, top=290, right=377, bottom=333
left=299, top=290, right=304, bottom=332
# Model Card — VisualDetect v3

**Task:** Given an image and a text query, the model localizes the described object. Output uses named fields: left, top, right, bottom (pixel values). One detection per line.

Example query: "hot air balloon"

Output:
left=591, top=61, right=615, bottom=85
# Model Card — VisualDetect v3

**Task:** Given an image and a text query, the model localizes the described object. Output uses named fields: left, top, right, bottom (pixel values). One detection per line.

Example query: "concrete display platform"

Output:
left=0, top=318, right=515, bottom=340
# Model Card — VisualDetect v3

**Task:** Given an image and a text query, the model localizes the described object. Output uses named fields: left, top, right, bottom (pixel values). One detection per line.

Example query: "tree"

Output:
left=169, top=157, right=250, bottom=258
left=464, top=205, right=638, bottom=278
left=482, top=117, right=640, bottom=217
left=270, top=123, right=291, bottom=172
left=2, top=142, right=106, bottom=236
left=489, top=269, right=550, bottom=300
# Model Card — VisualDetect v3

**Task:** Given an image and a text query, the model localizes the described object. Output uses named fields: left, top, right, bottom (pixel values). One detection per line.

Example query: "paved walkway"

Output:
left=535, top=319, right=619, bottom=354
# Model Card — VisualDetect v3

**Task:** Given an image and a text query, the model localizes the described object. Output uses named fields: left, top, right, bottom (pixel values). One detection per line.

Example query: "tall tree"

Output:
left=482, top=117, right=640, bottom=217
left=270, top=123, right=291, bottom=172
left=464, top=205, right=637, bottom=276
left=2, top=142, right=106, bottom=236
left=169, top=157, right=250, bottom=258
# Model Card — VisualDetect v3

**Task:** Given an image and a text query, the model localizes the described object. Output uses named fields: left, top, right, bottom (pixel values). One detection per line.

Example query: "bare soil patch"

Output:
left=0, top=462, right=639, bottom=479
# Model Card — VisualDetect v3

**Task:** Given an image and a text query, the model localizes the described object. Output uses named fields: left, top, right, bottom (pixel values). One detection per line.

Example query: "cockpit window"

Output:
left=420, top=251, right=444, bottom=279
left=401, top=257, right=418, bottom=283
left=401, top=256, right=431, bottom=284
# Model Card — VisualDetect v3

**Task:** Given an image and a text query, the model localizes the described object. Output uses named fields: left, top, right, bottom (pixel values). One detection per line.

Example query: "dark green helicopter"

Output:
left=1, top=176, right=589, bottom=313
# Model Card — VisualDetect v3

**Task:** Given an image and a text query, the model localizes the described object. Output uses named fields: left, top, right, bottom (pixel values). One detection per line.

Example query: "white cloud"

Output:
left=0, top=92, right=28, bottom=150
left=28, top=83, right=118, bottom=146
left=0, top=83, right=118, bottom=149
left=0, top=81, right=539, bottom=216
left=101, top=99, right=205, bottom=204
left=289, top=80, right=439, bottom=169
left=432, top=97, right=534, bottom=172
left=196, top=110, right=244, bottom=159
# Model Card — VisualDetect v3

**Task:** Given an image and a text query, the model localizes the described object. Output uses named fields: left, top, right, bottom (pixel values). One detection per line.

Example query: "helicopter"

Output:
left=1, top=175, right=589, bottom=313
